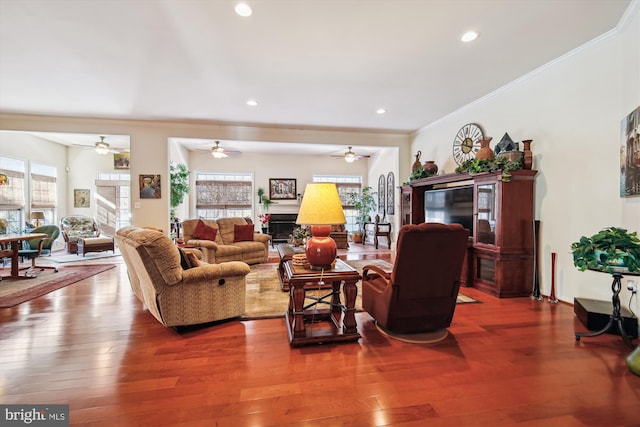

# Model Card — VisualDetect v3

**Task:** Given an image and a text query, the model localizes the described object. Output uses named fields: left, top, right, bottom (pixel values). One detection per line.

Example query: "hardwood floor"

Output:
left=1, top=245, right=639, bottom=426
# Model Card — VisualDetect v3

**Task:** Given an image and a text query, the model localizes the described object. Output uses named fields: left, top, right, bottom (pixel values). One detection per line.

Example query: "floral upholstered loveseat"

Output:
left=60, top=215, right=110, bottom=254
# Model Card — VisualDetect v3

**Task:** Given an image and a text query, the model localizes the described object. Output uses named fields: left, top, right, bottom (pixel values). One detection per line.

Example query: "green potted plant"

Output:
left=348, top=186, right=377, bottom=243
left=571, top=227, right=640, bottom=273
left=169, top=163, right=190, bottom=220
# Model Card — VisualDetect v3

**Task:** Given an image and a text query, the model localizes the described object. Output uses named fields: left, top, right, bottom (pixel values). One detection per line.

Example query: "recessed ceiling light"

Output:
left=461, top=31, right=478, bottom=42
left=376, top=108, right=387, bottom=115
left=246, top=99, right=258, bottom=106
left=235, top=3, right=252, bottom=17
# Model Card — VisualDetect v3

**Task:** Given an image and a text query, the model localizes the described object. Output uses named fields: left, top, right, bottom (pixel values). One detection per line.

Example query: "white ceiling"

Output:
left=0, top=0, right=632, bottom=154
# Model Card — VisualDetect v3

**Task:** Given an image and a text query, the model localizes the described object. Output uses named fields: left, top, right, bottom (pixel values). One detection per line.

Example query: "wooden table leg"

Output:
left=331, top=280, right=342, bottom=314
left=342, top=279, right=358, bottom=335
left=290, top=282, right=306, bottom=339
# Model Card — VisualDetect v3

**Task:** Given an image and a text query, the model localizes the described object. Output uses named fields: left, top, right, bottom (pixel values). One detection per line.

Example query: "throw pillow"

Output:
left=193, top=219, right=218, bottom=241
left=185, top=251, right=204, bottom=267
left=178, top=248, right=193, bottom=270
left=234, top=224, right=254, bottom=242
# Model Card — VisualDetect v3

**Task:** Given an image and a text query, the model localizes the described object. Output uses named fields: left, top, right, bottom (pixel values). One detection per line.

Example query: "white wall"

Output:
left=0, top=116, right=409, bottom=233
left=187, top=149, right=371, bottom=220
left=0, top=131, right=69, bottom=217
left=410, top=3, right=640, bottom=312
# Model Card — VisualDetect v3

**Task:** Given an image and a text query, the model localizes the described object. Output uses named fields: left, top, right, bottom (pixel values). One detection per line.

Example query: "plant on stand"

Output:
left=348, top=186, right=376, bottom=243
left=169, top=163, right=190, bottom=220
left=169, top=163, right=190, bottom=241
left=571, top=227, right=640, bottom=273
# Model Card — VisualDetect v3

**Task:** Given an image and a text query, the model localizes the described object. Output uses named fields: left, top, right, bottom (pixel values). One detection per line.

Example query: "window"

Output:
left=0, top=157, right=26, bottom=233
left=30, top=162, right=57, bottom=226
left=313, top=175, right=362, bottom=233
left=195, top=173, right=252, bottom=219
left=96, top=172, right=131, bottom=235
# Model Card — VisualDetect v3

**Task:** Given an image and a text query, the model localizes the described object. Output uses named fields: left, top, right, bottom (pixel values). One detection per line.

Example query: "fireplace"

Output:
left=268, top=213, right=298, bottom=243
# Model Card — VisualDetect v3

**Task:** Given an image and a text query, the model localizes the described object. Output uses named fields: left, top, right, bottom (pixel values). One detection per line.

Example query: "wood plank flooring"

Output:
left=1, top=246, right=639, bottom=426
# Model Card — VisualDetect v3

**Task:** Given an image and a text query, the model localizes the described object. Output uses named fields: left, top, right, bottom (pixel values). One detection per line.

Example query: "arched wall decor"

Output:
left=386, top=172, right=395, bottom=215
left=378, top=174, right=386, bottom=216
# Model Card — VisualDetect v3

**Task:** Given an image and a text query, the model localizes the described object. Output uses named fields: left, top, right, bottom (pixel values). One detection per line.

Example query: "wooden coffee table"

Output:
left=276, top=243, right=332, bottom=291
left=283, top=258, right=362, bottom=347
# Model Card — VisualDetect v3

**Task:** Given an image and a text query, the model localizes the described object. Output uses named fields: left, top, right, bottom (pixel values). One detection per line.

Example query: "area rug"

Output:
left=47, top=248, right=121, bottom=263
left=0, top=264, right=116, bottom=307
left=242, top=260, right=478, bottom=320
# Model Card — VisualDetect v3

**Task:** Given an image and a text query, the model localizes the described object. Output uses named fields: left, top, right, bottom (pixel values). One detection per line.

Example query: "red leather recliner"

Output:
left=362, top=222, right=470, bottom=334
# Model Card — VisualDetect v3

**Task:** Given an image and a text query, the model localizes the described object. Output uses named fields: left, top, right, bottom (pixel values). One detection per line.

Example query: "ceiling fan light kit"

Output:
left=94, top=136, right=111, bottom=155
left=211, top=141, right=229, bottom=158
left=344, top=147, right=357, bottom=163
left=331, top=146, right=371, bottom=162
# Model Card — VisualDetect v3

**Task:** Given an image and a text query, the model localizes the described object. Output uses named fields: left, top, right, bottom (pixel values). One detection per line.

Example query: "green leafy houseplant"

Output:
left=571, top=227, right=640, bottom=273
left=455, top=157, right=523, bottom=182
left=348, top=186, right=377, bottom=233
left=169, top=163, right=190, bottom=219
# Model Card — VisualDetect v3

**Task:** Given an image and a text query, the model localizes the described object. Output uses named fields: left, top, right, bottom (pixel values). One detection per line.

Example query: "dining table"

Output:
left=0, top=232, right=47, bottom=280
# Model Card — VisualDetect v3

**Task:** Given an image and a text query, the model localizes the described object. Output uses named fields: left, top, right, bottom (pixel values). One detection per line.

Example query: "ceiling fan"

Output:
left=73, top=136, right=128, bottom=155
left=195, top=140, right=241, bottom=158
left=331, top=146, right=371, bottom=162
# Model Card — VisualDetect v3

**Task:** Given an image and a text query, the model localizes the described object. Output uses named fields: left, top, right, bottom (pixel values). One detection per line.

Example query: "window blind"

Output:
left=0, top=169, right=25, bottom=209
left=336, top=182, right=361, bottom=207
left=31, top=173, right=57, bottom=209
left=195, top=180, right=252, bottom=209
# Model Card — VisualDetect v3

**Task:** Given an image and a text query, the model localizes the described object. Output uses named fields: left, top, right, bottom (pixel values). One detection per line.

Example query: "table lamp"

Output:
left=296, top=183, right=346, bottom=270
left=31, top=211, right=45, bottom=228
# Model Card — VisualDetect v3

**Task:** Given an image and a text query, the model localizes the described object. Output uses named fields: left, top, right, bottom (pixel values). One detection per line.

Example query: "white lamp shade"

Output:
left=296, top=183, right=346, bottom=226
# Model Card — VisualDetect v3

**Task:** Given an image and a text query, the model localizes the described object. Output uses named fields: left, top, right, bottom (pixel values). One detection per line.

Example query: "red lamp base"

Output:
left=305, top=225, right=337, bottom=270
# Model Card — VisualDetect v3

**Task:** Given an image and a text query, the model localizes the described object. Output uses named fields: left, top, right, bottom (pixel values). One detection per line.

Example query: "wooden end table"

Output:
left=276, top=243, right=332, bottom=291
left=283, top=258, right=362, bottom=347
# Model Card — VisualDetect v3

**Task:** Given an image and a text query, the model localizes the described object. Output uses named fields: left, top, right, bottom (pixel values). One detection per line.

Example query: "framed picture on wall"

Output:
left=620, top=105, right=640, bottom=197
left=114, top=152, right=130, bottom=169
left=74, top=189, right=90, bottom=208
left=139, top=174, right=161, bottom=199
left=269, top=178, right=297, bottom=200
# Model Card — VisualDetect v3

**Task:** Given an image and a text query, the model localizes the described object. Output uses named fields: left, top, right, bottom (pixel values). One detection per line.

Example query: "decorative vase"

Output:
left=423, top=161, right=438, bottom=175
left=261, top=226, right=268, bottom=234
left=522, top=139, right=533, bottom=170
left=412, top=151, right=422, bottom=172
left=476, top=137, right=494, bottom=160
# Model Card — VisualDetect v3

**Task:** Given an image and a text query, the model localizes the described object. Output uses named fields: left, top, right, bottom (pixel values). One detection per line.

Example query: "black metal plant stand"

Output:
left=575, top=271, right=637, bottom=349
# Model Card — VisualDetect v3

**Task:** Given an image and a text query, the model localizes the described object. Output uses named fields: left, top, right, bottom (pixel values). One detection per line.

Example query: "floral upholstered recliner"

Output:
left=60, top=215, right=105, bottom=254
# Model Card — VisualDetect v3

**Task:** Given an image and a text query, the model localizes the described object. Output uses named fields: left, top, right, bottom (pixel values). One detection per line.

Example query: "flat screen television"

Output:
left=424, top=186, right=474, bottom=236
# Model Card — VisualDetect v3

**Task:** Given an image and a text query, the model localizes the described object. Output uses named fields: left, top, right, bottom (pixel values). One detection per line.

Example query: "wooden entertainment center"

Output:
left=400, top=169, right=538, bottom=297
